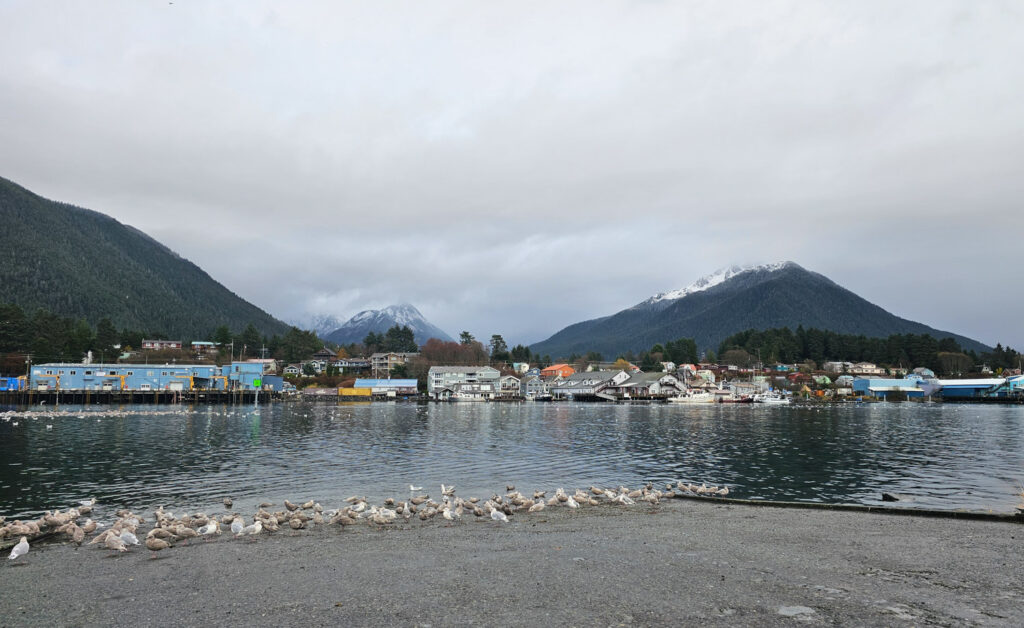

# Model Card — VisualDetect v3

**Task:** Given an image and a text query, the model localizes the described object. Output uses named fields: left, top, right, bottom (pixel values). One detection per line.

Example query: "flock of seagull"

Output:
left=1, top=407, right=196, bottom=428
left=4, top=481, right=731, bottom=563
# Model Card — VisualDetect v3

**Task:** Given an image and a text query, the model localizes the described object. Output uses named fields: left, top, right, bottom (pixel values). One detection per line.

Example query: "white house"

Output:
left=370, top=352, right=420, bottom=375
left=427, top=366, right=501, bottom=400
left=852, top=362, right=886, bottom=376
left=551, top=370, right=630, bottom=399
left=498, top=374, right=521, bottom=397
left=611, top=372, right=684, bottom=397
left=520, top=375, right=551, bottom=398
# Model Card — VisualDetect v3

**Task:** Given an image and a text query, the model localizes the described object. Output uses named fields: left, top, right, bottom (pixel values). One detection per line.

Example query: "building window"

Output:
left=70, top=370, right=76, bottom=375
left=85, top=371, right=92, bottom=375
left=127, top=371, right=134, bottom=375
left=46, top=370, right=53, bottom=375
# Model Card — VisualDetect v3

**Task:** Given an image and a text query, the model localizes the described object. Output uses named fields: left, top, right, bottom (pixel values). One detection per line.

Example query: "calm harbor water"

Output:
left=1, top=401, right=1022, bottom=520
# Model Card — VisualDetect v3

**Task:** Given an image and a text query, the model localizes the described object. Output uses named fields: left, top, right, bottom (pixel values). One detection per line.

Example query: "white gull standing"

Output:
left=8, top=537, right=29, bottom=563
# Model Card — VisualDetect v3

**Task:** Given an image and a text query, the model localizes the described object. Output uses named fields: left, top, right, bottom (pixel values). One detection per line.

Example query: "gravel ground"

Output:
left=1, top=500, right=1022, bottom=627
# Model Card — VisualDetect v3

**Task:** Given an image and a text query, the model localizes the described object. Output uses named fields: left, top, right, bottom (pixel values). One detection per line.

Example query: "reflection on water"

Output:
left=1, top=402, right=1022, bottom=519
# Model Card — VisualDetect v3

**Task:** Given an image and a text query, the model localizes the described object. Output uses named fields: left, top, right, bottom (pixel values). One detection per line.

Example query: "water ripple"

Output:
left=0, top=402, right=1022, bottom=519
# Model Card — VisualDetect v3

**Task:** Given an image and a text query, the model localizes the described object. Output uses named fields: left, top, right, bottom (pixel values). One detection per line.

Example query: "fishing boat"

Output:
left=668, top=390, right=715, bottom=404
left=752, top=391, right=790, bottom=404
left=450, top=392, right=486, bottom=402
left=717, top=393, right=754, bottom=404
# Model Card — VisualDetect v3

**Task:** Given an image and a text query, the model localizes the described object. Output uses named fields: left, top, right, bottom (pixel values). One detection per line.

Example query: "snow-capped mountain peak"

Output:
left=290, top=314, right=346, bottom=337
left=381, top=303, right=422, bottom=327
left=647, top=261, right=797, bottom=304
left=320, top=303, right=454, bottom=345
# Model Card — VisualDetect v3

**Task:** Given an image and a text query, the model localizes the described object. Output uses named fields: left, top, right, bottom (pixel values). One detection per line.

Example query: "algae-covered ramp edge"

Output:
left=676, top=494, right=1024, bottom=524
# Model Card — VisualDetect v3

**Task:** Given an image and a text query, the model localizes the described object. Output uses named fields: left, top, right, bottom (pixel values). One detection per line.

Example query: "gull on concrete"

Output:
left=490, top=508, right=508, bottom=523
left=8, top=536, right=29, bottom=562
left=120, top=531, right=140, bottom=546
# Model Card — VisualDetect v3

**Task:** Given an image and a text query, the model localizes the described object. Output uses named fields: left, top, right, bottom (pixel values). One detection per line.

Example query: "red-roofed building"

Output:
left=540, top=363, right=575, bottom=378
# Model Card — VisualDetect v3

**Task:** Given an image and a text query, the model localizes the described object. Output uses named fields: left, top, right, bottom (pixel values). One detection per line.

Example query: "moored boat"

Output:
left=753, top=391, right=791, bottom=404
left=451, top=392, right=486, bottom=402
left=668, top=390, right=715, bottom=404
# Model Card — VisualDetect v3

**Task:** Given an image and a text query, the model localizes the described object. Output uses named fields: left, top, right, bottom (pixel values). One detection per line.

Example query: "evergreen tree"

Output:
left=213, top=325, right=233, bottom=346
left=489, top=334, right=509, bottom=362
left=383, top=325, right=418, bottom=352
left=94, top=317, right=118, bottom=359
left=237, top=323, right=262, bottom=358
left=509, top=344, right=531, bottom=363
left=0, top=303, right=29, bottom=352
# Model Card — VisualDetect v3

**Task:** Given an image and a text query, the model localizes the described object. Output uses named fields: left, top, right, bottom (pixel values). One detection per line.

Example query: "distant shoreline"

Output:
left=4, top=389, right=1023, bottom=407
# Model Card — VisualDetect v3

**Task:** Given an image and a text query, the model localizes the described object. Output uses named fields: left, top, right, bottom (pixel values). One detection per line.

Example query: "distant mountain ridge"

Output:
left=291, top=314, right=347, bottom=338
left=530, top=262, right=989, bottom=358
left=0, top=176, right=289, bottom=339
left=323, top=304, right=453, bottom=346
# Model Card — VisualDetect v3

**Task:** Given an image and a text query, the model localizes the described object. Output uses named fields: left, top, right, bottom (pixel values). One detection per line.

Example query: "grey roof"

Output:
left=620, top=372, right=674, bottom=386
left=428, top=365, right=500, bottom=373
left=561, top=370, right=621, bottom=383
left=553, top=370, right=624, bottom=388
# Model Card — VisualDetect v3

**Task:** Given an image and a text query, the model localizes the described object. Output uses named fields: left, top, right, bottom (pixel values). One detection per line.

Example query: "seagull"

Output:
left=8, top=537, right=29, bottom=562
left=105, top=535, right=128, bottom=553
left=145, top=536, right=171, bottom=558
left=231, top=518, right=244, bottom=536
left=197, top=521, right=220, bottom=537
left=490, top=508, right=508, bottom=523
left=242, top=520, right=262, bottom=537
left=409, top=485, right=423, bottom=492
left=120, top=531, right=140, bottom=545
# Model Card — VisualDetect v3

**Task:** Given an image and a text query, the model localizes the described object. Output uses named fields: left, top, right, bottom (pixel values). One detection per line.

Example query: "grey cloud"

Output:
left=1, top=1, right=1021, bottom=348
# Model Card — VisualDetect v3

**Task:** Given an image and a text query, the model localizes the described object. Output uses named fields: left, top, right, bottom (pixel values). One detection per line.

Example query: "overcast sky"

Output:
left=2, top=1, right=1022, bottom=349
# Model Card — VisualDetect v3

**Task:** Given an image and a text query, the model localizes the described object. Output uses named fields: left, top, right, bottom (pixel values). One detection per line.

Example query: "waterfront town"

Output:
left=3, top=335, right=1022, bottom=404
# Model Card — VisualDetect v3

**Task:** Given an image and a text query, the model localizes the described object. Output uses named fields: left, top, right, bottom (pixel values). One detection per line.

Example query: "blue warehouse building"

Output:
left=852, top=377, right=927, bottom=399
left=0, top=376, right=26, bottom=391
left=29, top=362, right=283, bottom=392
left=937, top=378, right=1010, bottom=399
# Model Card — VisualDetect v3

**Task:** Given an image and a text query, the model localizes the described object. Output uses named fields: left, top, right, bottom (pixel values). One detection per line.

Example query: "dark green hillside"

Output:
left=0, top=176, right=289, bottom=339
left=530, top=263, right=989, bottom=359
